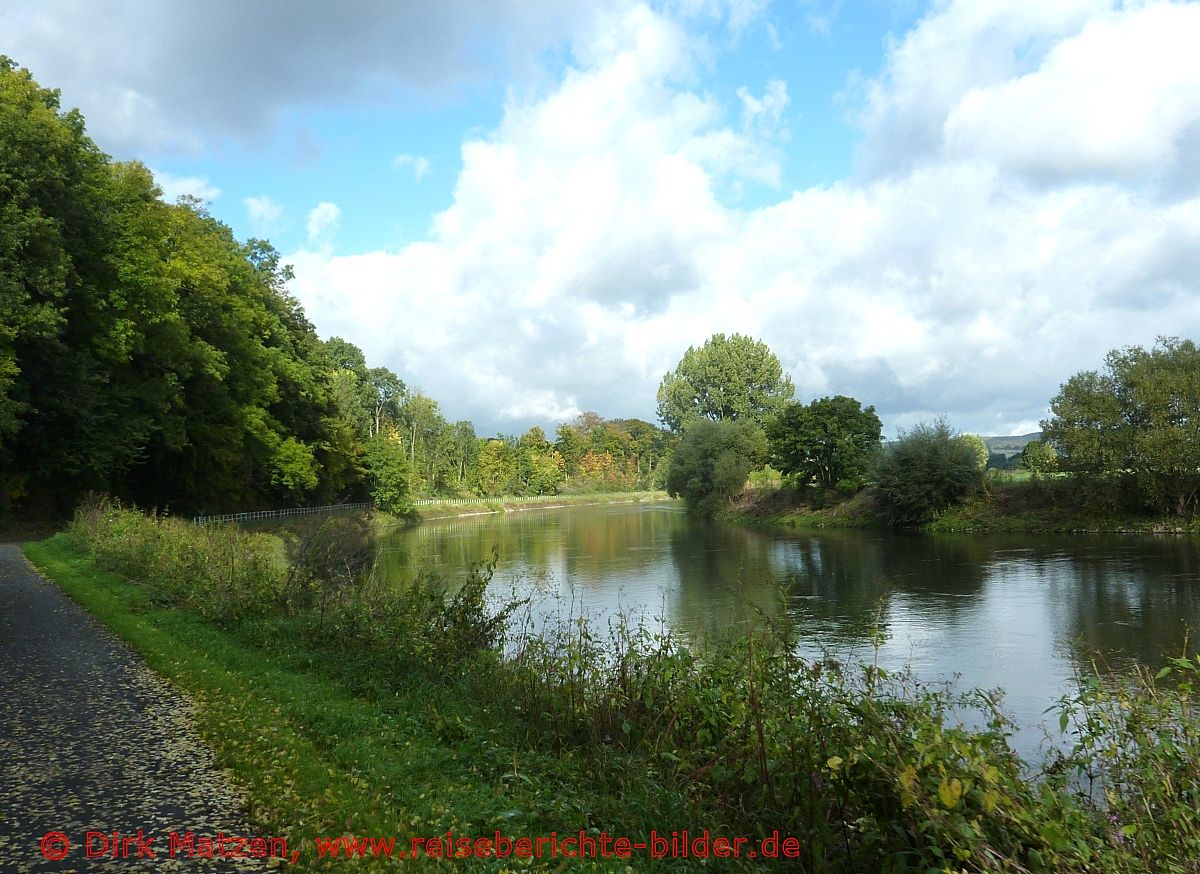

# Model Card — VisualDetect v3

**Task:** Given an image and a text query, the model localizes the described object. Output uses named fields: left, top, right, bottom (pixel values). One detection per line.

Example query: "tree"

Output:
left=874, top=419, right=982, bottom=525
left=1020, top=440, right=1057, bottom=475
left=363, top=434, right=413, bottom=515
left=1042, top=337, right=1200, bottom=516
left=449, top=420, right=478, bottom=488
left=665, top=419, right=765, bottom=516
left=473, top=439, right=516, bottom=497
left=516, top=427, right=566, bottom=495
left=272, top=437, right=319, bottom=500
left=768, top=395, right=882, bottom=490
left=656, top=333, right=794, bottom=432
left=959, top=434, right=989, bottom=472
left=365, top=366, right=405, bottom=437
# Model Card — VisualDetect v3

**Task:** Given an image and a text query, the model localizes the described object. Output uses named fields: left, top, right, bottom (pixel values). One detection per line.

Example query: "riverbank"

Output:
left=21, top=502, right=1200, bottom=872
left=397, top=489, right=674, bottom=522
left=730, top=478, right=1200, bottom=535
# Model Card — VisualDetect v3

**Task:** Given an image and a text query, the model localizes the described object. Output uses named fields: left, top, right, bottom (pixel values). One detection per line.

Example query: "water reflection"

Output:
left=375, top=503, right=1200, bottom=746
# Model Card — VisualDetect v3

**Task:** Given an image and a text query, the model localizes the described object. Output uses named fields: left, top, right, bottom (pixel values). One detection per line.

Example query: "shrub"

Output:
left=70, top=495, right=285, bottom=620
left=665, top=419, right=765, bottom=516
left=874, top=418, right=982, bottom=525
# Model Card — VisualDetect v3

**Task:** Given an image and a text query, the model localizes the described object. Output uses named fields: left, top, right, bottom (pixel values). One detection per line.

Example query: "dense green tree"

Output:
left=1042, top=338, right=1200, bottom=516
left=656, top=333, right=794, bottom=432
left=516, top=427, right=565, bottom=495
left=325, top=336, right=368, bottom=372
left=473, top=439, right=516, bottom=497
left=0, top=58, right=358, bottom=515
left=363, top=434, right=413, bottom=515
left=959, top=434, right=990, bottom=472
left=874, top=419, right=982, bottom=525
left=768, top=396, right=882, bottom=490
left=1020, top=440, right=1058, bottom=475
left=272, top=437, right=319, bottom=499
left=666, top=419, right=765, bottom=516
left=555, top=423, right=587, bottom=476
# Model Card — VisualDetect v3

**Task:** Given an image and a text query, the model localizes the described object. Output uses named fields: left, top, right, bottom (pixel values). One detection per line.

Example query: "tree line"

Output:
left=5, top=58, right=1191, bottom=524
left=657, top=333, right=1200, bottom=523
left=0, top=58, right=672, bottom=520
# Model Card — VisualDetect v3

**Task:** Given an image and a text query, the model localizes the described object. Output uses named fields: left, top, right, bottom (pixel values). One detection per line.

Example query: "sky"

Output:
left=4, top=0, right=1199, bottom=438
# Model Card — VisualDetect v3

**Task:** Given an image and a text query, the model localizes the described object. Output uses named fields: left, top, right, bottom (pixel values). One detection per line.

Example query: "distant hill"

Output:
left=984, top=433, right=1042, bottom=458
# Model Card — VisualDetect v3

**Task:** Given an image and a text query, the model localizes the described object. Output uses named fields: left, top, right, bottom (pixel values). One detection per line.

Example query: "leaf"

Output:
left=937, top=778, right=962, bottom=809
left=826, top=755, right=843, bottom=772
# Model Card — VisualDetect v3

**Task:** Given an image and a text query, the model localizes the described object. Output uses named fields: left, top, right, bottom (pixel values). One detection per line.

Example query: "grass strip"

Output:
left=23, top=536, right=696, bottom=872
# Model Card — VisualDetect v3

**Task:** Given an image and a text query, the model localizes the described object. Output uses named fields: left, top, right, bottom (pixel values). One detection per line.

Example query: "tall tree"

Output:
left=656, top=333, right=794, bottom=432
left=768, top=396, right=882, bottom=490
left=1042, top=337, right=1200, bottom=516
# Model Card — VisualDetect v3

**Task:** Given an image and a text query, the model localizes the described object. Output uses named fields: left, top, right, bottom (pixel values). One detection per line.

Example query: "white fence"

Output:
left=193, top=502, right=372, bottom=526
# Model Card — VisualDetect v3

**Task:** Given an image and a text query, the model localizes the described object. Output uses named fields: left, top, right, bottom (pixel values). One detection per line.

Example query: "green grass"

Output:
left=405, top=490, right=673, bottom=522
left=23, top=535, right=698, bottom=871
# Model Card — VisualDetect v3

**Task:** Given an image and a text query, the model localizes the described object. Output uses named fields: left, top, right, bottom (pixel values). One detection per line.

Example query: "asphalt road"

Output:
left=0, top=544, right=273, bottom=872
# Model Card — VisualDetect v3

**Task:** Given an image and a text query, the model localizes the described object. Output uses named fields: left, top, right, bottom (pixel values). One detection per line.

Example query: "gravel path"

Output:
left=0, top=545, right=278, bottom=872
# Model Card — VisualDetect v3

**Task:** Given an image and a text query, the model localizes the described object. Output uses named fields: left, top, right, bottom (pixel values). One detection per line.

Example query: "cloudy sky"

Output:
left=4, top=0, right=1199, bottom=437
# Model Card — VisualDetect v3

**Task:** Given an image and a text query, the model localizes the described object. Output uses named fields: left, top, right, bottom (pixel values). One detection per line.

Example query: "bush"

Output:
left=70, top=495, right=286, bottom=621
left=874, top=419, right=982, bottom=525
left=68, top=497, right=520, bottom=675
left=665, top=419, right=765, bottom=516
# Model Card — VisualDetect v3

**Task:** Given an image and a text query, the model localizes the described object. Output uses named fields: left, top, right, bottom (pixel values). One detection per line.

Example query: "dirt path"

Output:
left=0, top=544, right=274, bottom=872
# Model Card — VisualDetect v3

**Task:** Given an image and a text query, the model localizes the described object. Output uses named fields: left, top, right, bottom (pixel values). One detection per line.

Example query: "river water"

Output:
left=376, top=501, right=1200, bottom=752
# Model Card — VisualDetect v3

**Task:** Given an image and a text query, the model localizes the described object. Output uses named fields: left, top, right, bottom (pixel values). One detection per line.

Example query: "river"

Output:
left=376, top=501, right=1200, bottom=753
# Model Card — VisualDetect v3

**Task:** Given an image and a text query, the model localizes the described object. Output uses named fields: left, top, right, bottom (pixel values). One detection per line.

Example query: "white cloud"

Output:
left=393, top=154, right=432, bottom=181
left=286, top=1, right=1200, bottom=437
left=243, top=195, right=284, bottom=233
left=151, top=168, right=220, bottom=202
left=942, top=3, right=1200, bottom=182
left=305, top=202, right=341, bottom=246
left=0, top=0, right=595, bottom=155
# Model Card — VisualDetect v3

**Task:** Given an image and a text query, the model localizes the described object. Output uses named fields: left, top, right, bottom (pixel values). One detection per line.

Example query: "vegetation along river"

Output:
left=376, top=501, right=1200, bottom=755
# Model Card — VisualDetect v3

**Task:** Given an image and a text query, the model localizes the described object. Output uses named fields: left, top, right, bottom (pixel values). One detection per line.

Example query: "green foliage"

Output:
left=362, top=434, right=413, bottom=515
left=1043, top=337, right=1200, bottom=516
left=656, top=333, right=794, bottom=432
left=666, top=419, right=765, bottom=515
left=0, top=58, right=359, bottom=515
left=271, top=436, right=319, bottom=499
left=553, top=413, right=673, bottom=493
left=517, top=426, right=566, bottom=495
left=958, top=433, right=989, bottom=471
left=767, top=395, right=882, bottom=490
left=875, top=418, right=982, bottom=525
left=1021, top=439, right=1058, bottom=474
left=69, top=496, right=285, bottom=620
left=69, top=500, right=519, bottom=678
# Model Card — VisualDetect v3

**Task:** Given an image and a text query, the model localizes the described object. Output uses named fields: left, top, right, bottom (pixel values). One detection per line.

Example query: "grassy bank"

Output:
left=403, top=489, right=673, bottom=522
left=24, top=501, right=1200, bottom=872
left=733, top=478, right=1200, bottom=535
